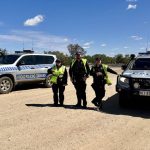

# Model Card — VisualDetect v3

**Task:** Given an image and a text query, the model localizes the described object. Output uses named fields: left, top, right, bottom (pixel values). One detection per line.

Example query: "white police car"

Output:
left=0, top=51, right=56, bottom=94
left=116, top=51, right=150, bottom=107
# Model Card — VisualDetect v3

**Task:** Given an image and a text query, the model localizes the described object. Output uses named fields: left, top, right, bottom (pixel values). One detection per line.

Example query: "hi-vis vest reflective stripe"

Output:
left=50, top=65, right=66, bottom=84
left=102, top=64, right=112, bottom=85
left=71, top=58, right=87, bottom=73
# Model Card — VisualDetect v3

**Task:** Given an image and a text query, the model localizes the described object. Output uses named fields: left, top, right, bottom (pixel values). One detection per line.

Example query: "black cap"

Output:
left=95, top=57, right=101, bottom=61
left=75, top=52, right=81, bottom=55
left=55, top=59, right=61, bottom=63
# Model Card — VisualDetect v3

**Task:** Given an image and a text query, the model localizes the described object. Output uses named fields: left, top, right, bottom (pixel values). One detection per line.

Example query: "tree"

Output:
left=0, top=48, right=7, bottom=56
left=115, top=54, right=124, bottom=64
left=44, top=50, right=71, bottom=66
left=67, top=44, right=86, bottom=57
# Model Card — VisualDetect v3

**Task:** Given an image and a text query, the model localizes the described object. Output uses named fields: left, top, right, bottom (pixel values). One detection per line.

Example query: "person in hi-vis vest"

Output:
left=48, top=59, right=68, bottom=106
left=90, top=57, right=118, bottom=109
left=69, top=52, right=90, bottom=108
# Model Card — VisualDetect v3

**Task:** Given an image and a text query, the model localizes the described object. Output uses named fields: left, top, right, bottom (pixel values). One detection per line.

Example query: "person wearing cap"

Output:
left=48, top=59, right=68, bottom=106
left=69, top=52, right=90, bottom=108
left=90, top=57, right=118, bottom=109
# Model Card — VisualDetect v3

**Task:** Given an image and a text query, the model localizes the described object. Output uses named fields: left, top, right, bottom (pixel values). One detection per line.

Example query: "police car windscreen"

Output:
left=131, top=58, right=150, bottom=70
left=0, top=55, right=20, bottom=64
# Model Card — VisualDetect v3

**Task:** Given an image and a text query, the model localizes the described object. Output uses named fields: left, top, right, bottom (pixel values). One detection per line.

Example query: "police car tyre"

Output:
left=119, top=93, right=128, bottom=107
left=45, top=74, right=52, bottom=88
left=0, top=77, right=13, bottom=94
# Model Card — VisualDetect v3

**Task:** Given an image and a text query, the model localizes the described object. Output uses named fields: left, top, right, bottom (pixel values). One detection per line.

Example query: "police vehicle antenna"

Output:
left=31, top=39, right=34, bottom=51
left=23, top=41, right=24, bottom=50
left=145, top=34, right=149, bottom=52
left=146, top=38, right=149, bottom=52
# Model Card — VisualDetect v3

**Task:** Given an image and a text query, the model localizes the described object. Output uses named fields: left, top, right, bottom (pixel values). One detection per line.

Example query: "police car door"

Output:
left=33, top=55, right=55, bottom=81
left=16, top=55, right=36, bottom=82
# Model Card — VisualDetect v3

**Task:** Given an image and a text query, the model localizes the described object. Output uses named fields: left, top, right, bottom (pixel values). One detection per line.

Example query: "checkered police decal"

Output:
left=0, top=67, right=18, bottom=72
left=0, top=64, right=53, bottom=72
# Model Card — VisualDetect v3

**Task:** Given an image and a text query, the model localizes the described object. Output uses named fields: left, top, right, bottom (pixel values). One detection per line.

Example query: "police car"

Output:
left=0, top=50, right=56, bottom=94
left=116, top=51, right=150, bottom=107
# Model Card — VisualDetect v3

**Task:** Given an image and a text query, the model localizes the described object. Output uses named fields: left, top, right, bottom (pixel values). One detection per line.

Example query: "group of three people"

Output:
left=48, top=52, right=118, bottom=109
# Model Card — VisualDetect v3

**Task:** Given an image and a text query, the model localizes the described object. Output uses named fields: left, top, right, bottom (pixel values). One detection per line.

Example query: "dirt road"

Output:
left=1, top=67, right=150, bottom=150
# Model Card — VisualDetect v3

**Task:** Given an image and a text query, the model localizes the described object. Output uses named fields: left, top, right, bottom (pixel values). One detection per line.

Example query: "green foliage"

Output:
left=44, top=50, right=72, bottom=66
left=114, top=54, right=130, bottom=64
left=67, top=44, right=86, bottom=57
left=0, top=48, right=7, bottom=56
left=44, top=50, right=131, bottom=66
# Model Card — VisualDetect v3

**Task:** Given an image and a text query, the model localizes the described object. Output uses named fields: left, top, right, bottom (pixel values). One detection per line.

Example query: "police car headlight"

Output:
left=118, top=76, right=129, bottom=88
left=133, top=82, right=140, bottom=89
left=119, top=77, right=129, bottom=84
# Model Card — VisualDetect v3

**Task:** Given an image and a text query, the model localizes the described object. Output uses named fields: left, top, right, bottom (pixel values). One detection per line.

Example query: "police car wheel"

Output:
left=0, top=77, right=13, bottom=94
left=45, top=74, right=52, bottom=88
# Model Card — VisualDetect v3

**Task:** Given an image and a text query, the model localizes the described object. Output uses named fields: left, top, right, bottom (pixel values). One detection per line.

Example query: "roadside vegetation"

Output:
left=0, top=45, right=130, bottom=66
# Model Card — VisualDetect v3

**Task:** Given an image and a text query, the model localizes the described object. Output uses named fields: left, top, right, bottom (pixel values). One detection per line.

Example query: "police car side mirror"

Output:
left=121, top=64, right=127, bottom=70
left=17, top=61, right=25, bottom=66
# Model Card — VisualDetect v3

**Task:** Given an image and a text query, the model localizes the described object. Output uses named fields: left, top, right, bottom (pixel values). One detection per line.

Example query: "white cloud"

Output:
left=0, top=30, right=71, bottom=52
left=83, top=41, right=93, bottom=49
left=124, top=46, right=128, bottom=49
left=24, top=15, right=44, bottom=26
left=64, top=38, right=69, bottom=42
left=131, top=35, right=143, bottom=40
left=127, top=4, right=137, bottom=10
left=140, top=47, right=145, bottom=50
left=83, top=41, right=93, bottom=46
left=126, top=0, right=138, bottom=2
left=83, top=46, right=90, bottom=49
left=101, top=43, right=107, bottom=47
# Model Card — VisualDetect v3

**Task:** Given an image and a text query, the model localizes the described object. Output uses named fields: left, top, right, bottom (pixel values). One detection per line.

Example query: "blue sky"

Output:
left=0, top=0, right=150, bottom=56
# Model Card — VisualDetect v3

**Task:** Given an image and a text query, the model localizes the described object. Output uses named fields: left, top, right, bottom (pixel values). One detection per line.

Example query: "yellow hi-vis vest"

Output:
left=50, top=65, right=66, bottom=84
left=102, top=64, right=112, bottom=85
left=71, top=58, right=87, bottom=73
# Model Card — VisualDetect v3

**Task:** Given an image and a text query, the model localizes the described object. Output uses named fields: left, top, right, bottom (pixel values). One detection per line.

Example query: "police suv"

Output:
left=0, top=50, right=56, bottom=94
left=116, top=51, right=150, bottom=107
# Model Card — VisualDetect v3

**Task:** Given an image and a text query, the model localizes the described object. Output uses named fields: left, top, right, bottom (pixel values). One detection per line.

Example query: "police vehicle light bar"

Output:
left=15, top=50, right=34, bottom=54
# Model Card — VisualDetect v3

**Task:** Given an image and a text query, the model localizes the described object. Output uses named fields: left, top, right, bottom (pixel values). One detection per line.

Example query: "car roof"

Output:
left=136, top=55, right=150, bottom=59
left=21, top=53, right=56, bottom=57
left=6, top=53, right=56, bottom=57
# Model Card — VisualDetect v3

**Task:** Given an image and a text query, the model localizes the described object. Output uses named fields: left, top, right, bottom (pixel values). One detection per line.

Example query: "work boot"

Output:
left=91, top=100, right=99, bottom=107
left=74, top=103, right=81, bottom=107
left=98, top=102, right=103, bottom=110
left=82, top=105, right=87, bottom=109
left=59, top=103, right=64, bottom=107
left=54, top=103, right=58, bottom=107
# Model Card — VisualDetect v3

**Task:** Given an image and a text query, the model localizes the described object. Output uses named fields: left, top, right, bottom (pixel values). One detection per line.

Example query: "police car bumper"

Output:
left=116, top=84, right=150, bottom=97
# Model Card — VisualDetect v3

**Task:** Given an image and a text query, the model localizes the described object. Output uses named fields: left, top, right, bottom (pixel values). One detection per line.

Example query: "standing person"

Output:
left=69, top=52, right=90, bottom=108
left=90, top=57, right=118, bottom=109
left=48, top=59, right=68, bottom=106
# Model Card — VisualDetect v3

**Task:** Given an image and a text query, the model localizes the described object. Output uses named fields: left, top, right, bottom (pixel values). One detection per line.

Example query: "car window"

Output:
left=18, top=56, right=34, bottom=65
left=130, top=58, right=150, bottom=70
left=0, top=55, right=20, bottom=64
left=34, top=55, right=54, bottom=64
left=44, top=56, right=54, bottom=64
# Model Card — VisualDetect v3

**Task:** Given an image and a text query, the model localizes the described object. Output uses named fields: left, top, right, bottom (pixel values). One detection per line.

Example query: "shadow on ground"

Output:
left=26, top=94, right=150, bottom=118
left=26, top=103, right=96, bottom=111
left=102, top=93, right=150, bottom=119
left=14, top=83, right=46, bottom=92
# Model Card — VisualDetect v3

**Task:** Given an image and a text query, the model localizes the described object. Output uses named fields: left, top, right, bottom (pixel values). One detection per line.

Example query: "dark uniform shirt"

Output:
left=90, top=64, right=117, bottom=86
left=69, top=59, right=90, bottom=82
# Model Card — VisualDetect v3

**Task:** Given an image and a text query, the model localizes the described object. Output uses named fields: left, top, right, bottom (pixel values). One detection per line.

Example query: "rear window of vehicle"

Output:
left=34, top=55, right=54, bottom=64
left=0, top=55, right=20, bottom=64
